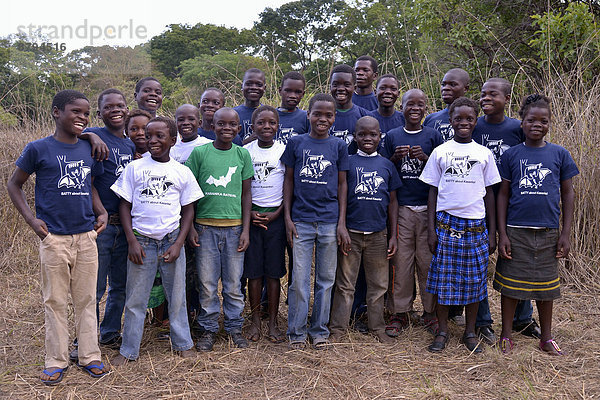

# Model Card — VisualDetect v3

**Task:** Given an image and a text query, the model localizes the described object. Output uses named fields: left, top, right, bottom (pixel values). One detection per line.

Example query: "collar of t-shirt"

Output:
left=357, top=149, right=378, bottom=157
left=404, top=127, right=423, bottom=134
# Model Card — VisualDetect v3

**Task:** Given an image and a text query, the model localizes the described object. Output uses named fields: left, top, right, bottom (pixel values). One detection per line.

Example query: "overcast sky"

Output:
left=2, top=0, right=292, bottom=51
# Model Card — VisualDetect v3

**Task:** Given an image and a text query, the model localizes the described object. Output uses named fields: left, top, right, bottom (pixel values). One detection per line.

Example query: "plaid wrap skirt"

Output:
left=426, top=211, right=489, bottom=305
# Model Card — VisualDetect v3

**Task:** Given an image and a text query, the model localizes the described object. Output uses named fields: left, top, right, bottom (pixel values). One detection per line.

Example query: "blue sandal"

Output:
left=41, top=367, right=67, bottom=385
left=78, top=361, right=109, bottom=378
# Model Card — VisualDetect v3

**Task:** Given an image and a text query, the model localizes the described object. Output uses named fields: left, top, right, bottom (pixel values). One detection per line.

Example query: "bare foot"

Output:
left=266, top=322, right=285, bottom=343
left=375, top=331, right=395, bottom=344
left=245, top=322, right=261, bottom=342
left=111, top=354, right=130, bottom=367
left=180, top=349, right=196, bottom=358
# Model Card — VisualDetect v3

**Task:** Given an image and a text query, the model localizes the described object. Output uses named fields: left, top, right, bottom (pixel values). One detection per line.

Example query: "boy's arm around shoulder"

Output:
left=7, top=166, right=48, bottom=239
left=80, top=130, right=109, bottom=161
left=557, top=178, right=575, bottom=258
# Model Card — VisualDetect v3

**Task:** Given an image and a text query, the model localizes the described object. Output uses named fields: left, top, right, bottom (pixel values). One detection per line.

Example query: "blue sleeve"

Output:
left=338, top=141, right=349, bottom=171
left=92, top=159, right=104, bottom=177
left=388, top=162, right=402, bottom=191
left=15, top=142, right=38, bottom=175
left=559, top=147, right=579, bottom=181
left=233, top=135, right=243, bottom=146
left=281, top=139, right=296, bottom=167
left=423, top=114, right=432, bottom=126
left=382, top=128, right=399, bottom=159
left=498, top=151, right=512, bottom=180
left=432, top=130, right=443, bottom=148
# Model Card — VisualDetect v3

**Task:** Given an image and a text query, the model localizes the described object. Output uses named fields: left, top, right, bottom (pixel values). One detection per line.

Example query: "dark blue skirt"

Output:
left=426, top=211, right=489, bottom=305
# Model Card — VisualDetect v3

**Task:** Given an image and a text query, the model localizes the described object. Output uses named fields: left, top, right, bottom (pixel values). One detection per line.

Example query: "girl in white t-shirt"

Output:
left=419, top=97, right=501, bottom=354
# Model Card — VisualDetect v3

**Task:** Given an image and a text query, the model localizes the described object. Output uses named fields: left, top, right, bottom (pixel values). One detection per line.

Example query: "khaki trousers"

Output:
left=40, top=230, right=101, bottom=368
left=388, top=207, right=436, bottom=314
left=330, top=230, right=389, bottom=334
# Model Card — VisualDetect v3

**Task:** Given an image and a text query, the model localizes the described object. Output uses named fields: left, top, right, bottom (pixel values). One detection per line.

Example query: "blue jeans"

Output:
left=476, top=295, right=533, bottom=327
left=96, top=223, right=128, bottom=343
left=194, top=224, right=245, bottom=334
left=119, top=229, right=192, bottom=360
left=287, top=222, right=337, bottom=342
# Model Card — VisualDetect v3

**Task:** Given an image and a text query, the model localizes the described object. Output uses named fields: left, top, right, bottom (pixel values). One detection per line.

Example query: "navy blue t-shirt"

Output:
left=499, top=142, right=579, bottom=228
left=277, top=108, right=309, bottom=145
left=383, top=126, right=443, bottom=206
left=85, top=127, right=135, bottom=215
left=16, top=136, right=104, bottom=235
left=369, top=109, right=406, bottom=151
left=198, top=127, right=242, bottom=146
left=332, top=104, right=370, bottom=154
left=346, top=154, right=401, bottom=232
left=281, top=134, right=349, bottom=223
left=234, top=104, right=259, bottom=141
left=472, top=116, right=524, bottom=165
left=352, top=92, right=378, bottom=111
left=423, top=107, right=454, bottom=142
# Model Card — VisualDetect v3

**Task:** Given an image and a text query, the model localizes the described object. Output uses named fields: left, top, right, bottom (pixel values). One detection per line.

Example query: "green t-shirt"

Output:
left=185, top=143, right=254, bottom=220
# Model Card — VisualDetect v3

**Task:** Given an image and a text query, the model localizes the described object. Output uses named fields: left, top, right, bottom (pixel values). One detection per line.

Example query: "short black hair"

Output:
left=308, top=93, right=336, bottom=112
left=355, top=115, right=381, bottom=133
left=124, top=109, right=152, bottom=134
left=175, top=104, right=200, bottom=118
left=446, top=68, right=470, bottom=86
left=135, top=77, right=161, bottom=94
left=448, top=97, right=479, bottom=118
left=281, top=71, right=306, bottom=86
left=147, top=116, right=177, bottom=137
left=330, top=64, right=356, bottom=83
left=518, top=94, right=551, bottom=119
left=356, top=55, right=378, bottom=74
left=243, top=68, right=265, bottom=80
left=97, top=88, right=126, bottom=109
left=251, top=105, right=279, bottom=124
left=52, top=90, right=88, bottom=111
left=485, top=77, right=511, bottom=95
left=376, top=73, right=400, bottom=88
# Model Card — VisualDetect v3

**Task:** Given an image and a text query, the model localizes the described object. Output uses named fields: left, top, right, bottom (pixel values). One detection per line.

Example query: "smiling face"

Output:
left=199, top=89, right=224, bottom=123
left=54, top=98, right=90, bottom=139
left=354, top=60, right=376, bottom=90
left=450, top=105, right=477, bottom=143
left=309, top=100, right=336, bottom=138
left=135, top=80, right=163, bottom=115
left=355, top=117, right=381, bottom=154
left=252, top=110, right=279, bottom=147
left=521, top=106, right=550, bottom=146
left=480, top=81, right=509, bottom=117
left=279, top=79, right=305, bottom=111
left=376, top=77, right=399, bottom=109
left=127, top=115, right=150, bottom=152
left=175, top=105, right=200, bottom=142
left=330, top=72, right=355, bottom=109
left=242, top=71, right=265, bottom=104
left=98, top=93, right=128, bottom=134
left=441, top=71, right=468, bottom=105
left=212, top=108, right=241, bottom=147
left=401, top=89, right=427, bottom=130
left=146, top=120, right=175, bottom=162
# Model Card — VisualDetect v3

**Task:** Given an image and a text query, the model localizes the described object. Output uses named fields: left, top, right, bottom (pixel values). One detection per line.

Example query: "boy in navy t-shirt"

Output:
left=383, top=89, right=443, bottom=337
left=329, top=116, right=400, bottom=344
left=83, top=89, right=134, bottom=348
left=423, top=68, right=470, bottom=142
left=329, top=64, right=370, bottom=149
left=352, top=55, right=379, bottom=111
left=7, top=90, right=109, bottom=384
left=471, top=78, right=535, bottom=345
left=370, top=74, right=406, bottom=148
left=234, top=68, right=266, bottom=143
left=282, top=93, right=349, bottom=349
left=276, top=71, right=310, bottom=144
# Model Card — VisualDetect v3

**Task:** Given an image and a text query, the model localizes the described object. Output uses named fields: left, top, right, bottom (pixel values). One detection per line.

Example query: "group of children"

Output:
left=7, top=56, right=578, bottom=385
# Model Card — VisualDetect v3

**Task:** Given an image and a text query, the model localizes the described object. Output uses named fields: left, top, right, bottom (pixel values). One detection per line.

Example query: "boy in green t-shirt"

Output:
left=185, top=107, right=254, bottom=352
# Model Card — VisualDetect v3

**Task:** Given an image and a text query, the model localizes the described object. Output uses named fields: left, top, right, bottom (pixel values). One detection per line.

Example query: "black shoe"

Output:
left=461, top=332, right=483, bottom=354
left=427, top=331, right=448, bottom=353
left=68, top=347, right=78, bottom=363
left=353, top=318, right=369, bottom=335
left=229, top=332, right=248, bottom=348
left=477, top=325, right=496, bottom=345
left=99, top=335, right=122, bottom=349
left=196, top=331, right=217, bottom=352
left=514, top=319, right=542, bottom=339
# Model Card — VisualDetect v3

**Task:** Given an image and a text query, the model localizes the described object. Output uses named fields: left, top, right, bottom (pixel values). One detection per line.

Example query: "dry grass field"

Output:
left=1, top=72, right=600, bottom=399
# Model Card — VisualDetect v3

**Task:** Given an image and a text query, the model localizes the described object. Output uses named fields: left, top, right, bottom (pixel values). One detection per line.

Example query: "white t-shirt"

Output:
left=419, top=139, right=500, bottom=219
left=111, top=156, right=204, bottom=240
left=170, top=136, right=212, bottom=164
left=243, top=140, right=286, bottom=208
